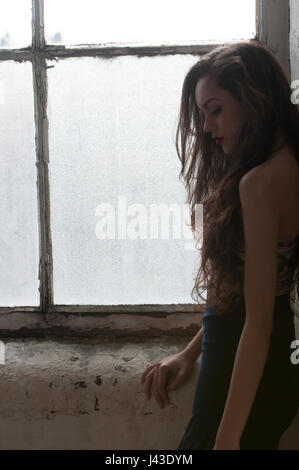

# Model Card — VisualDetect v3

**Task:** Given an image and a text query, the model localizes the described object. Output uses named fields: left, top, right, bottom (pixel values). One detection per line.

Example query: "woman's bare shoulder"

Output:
left=245, top=145, right=298, bottom=186
left=239, top=144, right=299, bottom=242
left=262, top=146, right=299, bottom=189
left=239, top=145, right=298, bottom=208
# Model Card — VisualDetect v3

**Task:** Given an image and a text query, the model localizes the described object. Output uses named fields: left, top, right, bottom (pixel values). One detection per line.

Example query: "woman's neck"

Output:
left=268, top=128, right=289, bottom=160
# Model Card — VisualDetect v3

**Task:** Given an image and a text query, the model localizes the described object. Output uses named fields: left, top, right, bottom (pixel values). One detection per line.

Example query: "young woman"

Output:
left=140, top=40, right=299, bottom=450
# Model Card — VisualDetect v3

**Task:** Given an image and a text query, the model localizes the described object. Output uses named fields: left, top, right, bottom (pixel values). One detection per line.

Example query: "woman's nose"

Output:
left=203, top=116, right=215, bottom=133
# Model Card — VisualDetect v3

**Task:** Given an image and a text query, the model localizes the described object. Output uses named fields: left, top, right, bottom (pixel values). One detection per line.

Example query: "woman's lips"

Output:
left=214, top=138, right=224, bottom=144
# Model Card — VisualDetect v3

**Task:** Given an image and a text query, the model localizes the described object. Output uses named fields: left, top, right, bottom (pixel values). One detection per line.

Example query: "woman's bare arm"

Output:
left=182, top=326, right=203, bottom=362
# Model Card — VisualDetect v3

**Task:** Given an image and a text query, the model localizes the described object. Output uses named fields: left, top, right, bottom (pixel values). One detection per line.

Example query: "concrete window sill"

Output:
left=0, top=336, right=298, bottom=450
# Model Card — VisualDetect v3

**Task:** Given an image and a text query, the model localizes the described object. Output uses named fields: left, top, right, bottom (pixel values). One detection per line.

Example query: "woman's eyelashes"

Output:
left=199, top=107, right=221, bottom=121
left=211, top=107, right=221, bottom=115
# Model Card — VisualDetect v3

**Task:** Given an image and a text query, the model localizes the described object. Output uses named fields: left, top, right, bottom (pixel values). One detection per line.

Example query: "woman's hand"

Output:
left=140, top=351, right=195, bottom=409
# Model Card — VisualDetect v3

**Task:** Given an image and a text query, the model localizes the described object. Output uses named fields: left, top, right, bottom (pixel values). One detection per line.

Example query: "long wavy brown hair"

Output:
left=176, top=40, right=299, bottom=315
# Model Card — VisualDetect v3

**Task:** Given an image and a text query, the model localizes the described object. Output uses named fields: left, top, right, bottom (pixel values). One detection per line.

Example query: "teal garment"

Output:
left=177, top=294, right=299, bottom=450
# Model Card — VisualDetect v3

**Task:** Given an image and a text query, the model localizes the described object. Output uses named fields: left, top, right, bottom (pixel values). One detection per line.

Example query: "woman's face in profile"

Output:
left=195, top=75, right=245, bottom=154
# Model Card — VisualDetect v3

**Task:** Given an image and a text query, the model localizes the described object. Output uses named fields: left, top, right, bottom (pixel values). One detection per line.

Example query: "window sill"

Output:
left=0, top=336, right=298, bottom=450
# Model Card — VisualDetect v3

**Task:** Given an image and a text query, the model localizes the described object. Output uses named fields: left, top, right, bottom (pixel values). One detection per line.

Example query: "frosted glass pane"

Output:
left=44, top=0, right=256, bottom=46
left=0, top=0, right=32, bottom=49
left=0, top=62, right=39, bottom=307
left=47, top=55, right=202, bottom=305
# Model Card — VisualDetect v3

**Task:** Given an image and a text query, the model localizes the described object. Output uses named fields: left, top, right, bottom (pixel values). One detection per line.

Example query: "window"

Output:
left=0, top=0, right=263, bottom=332
left=43, top=0, right=256, bottom=46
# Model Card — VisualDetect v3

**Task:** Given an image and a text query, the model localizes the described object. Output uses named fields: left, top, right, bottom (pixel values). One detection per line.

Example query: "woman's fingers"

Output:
left=142, top=366, right=156, bottom=400
left=152, top=367, right=164, bottom=408
left=141, top=361, right=176, bottom=408
left=167, top=372, right=184, bottom=391
left=142, top=366, right=165, bottom=407
left=157, top=366, right=170, bottom=405
left=140, top=363, right=157, bottom=384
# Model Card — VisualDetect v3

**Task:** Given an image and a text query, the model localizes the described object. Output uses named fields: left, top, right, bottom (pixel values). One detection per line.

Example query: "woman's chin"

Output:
left=222, top=142, right=234, bottom=154
left=216, top=139, right=233, bottom=155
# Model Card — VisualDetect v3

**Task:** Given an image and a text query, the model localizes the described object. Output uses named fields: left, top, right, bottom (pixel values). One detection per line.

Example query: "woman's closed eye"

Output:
left=211, top=107, right=221, bottom=115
